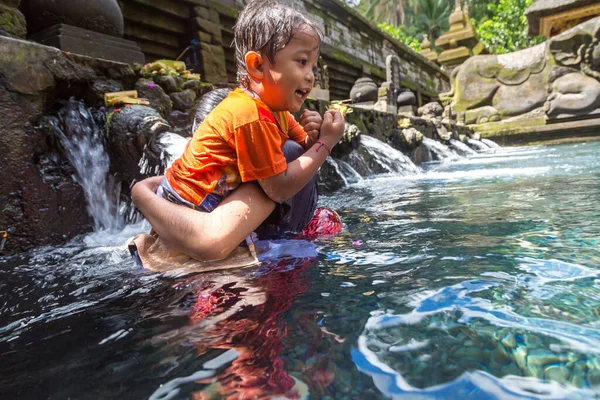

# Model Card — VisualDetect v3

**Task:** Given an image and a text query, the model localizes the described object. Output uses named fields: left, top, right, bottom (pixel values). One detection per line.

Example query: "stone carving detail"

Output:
left=314, top=56, right=329, bottom=90
left=442, top=17, right=600, bottom=124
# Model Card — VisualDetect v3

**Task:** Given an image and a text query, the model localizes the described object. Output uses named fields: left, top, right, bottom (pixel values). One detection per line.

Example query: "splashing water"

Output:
left=421, top=137, right=461, bottom=161
left=51, top=98, right=123, bottom=231
left=157, top=132, right=190, bottom=169
left=481, top=138, right=501, bottom=148
left=449, top=138, right=478, bottom=156
left=468, top=138, right=491, bottom=151
left=359, top=135, right=421, bottom=175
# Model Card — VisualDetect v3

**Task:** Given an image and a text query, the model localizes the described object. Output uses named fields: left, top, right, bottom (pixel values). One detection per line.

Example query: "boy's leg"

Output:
left=255, top=140, right=318, bottom=238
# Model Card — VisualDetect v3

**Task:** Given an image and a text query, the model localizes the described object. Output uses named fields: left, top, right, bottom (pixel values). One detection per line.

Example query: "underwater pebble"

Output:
left=586, top=367, right=600, bottom=386
left=501, top=332, right=517, bottom=349
left=526, top=348, right=560, bottom=367
left=493, top=346, right=510, bottom=365
left=513, top=346, right=528, bottom=372
left=570, top=361, right=587, bottom=387
left=545, top=364, right=571, bottom=382
left=523, top=333, right=542, bottom=348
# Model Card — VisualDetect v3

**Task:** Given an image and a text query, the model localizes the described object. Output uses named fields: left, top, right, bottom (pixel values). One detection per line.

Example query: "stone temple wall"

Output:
left=117, top=0, right=449, bottom=103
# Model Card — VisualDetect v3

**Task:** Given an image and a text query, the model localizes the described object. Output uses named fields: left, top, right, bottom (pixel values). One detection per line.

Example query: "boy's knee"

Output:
left=282, top=140, right=304, bottom=163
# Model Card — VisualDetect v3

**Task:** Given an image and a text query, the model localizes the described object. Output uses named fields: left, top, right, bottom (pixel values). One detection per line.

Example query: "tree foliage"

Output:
left=379, top=23, right=421, bottom=51
left=475, top=0, right=545, bottom=54
left=349, top=0, right=546, bottom=55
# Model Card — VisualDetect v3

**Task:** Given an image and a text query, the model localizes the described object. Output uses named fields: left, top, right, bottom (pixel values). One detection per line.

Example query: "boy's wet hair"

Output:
left=233, top=0, right=323, bottom=87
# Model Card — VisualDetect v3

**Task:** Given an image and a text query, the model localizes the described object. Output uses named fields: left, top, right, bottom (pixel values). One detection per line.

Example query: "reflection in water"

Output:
left=1, top=142, right=600, bottom=398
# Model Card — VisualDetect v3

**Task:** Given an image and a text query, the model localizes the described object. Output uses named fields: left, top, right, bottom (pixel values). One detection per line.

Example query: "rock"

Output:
left=0, top=4, right=26, bottom=39
left=21, top=0, right=125, bottom=37
left=350, top=77, right=378, bottom=103
left=544, top=364, right=570, bottom=383
left=154, top=75, right=181, bottom=93
left=0, top=0, right=21, bottom=7
left=170, top=89, right=197, bottom=111
left=332, top=123, right=361, bottom=158
left=87, top=78, right=123, bottom=106
left=135, top=78, right=172, bottom=118
left=107, top=105, right=172, bottom=181
left=417, top=102, right=444, bottom=120
left=317, top=157, right=347, bottom=193
left=167, top=110, right=194, bottom=137
left=390, top=127, right=422, bottom=152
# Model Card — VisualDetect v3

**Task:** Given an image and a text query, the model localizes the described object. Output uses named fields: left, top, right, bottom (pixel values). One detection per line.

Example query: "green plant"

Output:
left=379, top=23, right=421, bottom=51
left=474, top=0, right=545, bottom=54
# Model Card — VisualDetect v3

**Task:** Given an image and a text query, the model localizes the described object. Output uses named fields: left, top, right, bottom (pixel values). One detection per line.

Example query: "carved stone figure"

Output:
left=441, top=16, right=600, bottom=124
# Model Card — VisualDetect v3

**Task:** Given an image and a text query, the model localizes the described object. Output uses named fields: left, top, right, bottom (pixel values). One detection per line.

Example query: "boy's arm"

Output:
left=258, top=111, right=344, bottom=203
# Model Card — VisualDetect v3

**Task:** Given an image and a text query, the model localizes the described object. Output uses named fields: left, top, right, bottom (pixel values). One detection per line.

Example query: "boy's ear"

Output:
left=245, top=51, right=264, bottom=79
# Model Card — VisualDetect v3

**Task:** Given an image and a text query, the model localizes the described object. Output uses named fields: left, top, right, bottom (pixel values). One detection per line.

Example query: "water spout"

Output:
left=421, top=137, right=461, bottom=161
left=50, top=98, right=123, bottom=231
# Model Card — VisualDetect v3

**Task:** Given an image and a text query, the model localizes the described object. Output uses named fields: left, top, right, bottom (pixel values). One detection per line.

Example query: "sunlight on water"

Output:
left=1, top=141, right=599, bottom=399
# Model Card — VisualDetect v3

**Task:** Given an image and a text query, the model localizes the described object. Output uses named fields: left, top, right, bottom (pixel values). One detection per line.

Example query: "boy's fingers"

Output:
left=323, top=111, right=333, bottom=124
left=332, top=110, right=344, bottom=124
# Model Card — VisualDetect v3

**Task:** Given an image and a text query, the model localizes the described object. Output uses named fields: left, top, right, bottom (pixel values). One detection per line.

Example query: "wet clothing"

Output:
left=165, top=88, right=308, bottom=211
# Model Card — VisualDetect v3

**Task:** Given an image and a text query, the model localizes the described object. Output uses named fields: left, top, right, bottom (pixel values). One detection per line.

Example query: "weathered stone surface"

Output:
left=135, top=78, right=173, bottom=117
left=0, top=37, right=57, bottom=94
left=155, top=74, right=181, bottom=93
left=418, top=102, right=444, bottom=120
left=0, top=0, right=21, bottom=7
left=87, top=78, right=123, bottom=106
left=170, top=89, right=197, bottom=111
left=22, top=0, right=125, bottom=37
left=107, top=105, right=172, bottom=182
left=0, top=86, right=91, bottom=255
left=167, top=110, right=195, bottom=137
left=443, top=17, right=600, bottom=125
left=194, top=16, right=222, bottom=44
left=0, top=4, right=26, bottom=39
left=199, top=42, right=228, bottom=84
left=350, top=77, right=378, bottom=103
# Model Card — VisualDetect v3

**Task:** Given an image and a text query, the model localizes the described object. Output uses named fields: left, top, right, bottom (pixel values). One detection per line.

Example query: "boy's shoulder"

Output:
left=207, top=89, right=280, bottom=129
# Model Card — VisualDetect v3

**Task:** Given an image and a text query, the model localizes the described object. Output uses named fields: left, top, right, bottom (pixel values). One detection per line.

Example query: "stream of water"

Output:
left=0, top=141, right=599, bottom=399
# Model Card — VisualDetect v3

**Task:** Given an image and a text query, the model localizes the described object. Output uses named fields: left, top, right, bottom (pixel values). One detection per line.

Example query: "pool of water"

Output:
left=1, top=142, right=599, bottom=399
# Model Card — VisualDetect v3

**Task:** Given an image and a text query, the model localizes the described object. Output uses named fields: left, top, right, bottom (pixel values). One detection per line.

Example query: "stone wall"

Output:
left=117, top=0, right=449, bottom=103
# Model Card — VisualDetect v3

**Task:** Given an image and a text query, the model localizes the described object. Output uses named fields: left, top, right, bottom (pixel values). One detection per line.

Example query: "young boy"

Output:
left=131, top=0, right=345, bottom=266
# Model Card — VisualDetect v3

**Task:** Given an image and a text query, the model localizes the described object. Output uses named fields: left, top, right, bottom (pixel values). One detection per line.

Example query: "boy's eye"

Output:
left=298, top=59, right=307, bottom=66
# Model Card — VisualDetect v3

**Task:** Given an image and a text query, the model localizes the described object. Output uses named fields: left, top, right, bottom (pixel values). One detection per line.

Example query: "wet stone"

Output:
left=170, top=89, right=197, bottom=111
left=501, top=332, right=517, bottom=349
left=526, top=348, right=560, bottom=367
left=544, top=364, right=570, bottom=382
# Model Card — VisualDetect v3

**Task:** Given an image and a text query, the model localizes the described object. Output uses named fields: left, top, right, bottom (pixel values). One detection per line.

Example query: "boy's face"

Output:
left=259, top=25, right=320, bottom=112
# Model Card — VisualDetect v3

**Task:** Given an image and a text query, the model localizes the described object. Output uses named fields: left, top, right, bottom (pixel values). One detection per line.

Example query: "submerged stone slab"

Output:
left=29, top=23, right=144, bottom=64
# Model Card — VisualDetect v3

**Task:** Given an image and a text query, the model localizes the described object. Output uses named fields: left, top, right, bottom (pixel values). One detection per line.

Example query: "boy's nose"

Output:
left=306, top=69, right=315, bottom=85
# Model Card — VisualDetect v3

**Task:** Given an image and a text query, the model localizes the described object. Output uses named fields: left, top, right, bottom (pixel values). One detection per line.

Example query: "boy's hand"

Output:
left=301, top=109, right=322, bottom=148
left=319, top=110, right=345, bottom=148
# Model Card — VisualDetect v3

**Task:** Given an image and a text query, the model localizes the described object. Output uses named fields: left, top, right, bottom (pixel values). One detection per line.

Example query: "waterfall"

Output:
left=359, top=135, right=421, bottom=175
left=421, top=137, right=461, bottom=161
left=324, top=158, right=349, bottom=187
left=467, top=138, right=491, bottom=151
left=449, top=139, right=478, bottom=156
left=50, top=98, right=123, bottom=231
left=481, top=138, right=500, bottom=148
left=336, top=159, right=363, bottom=184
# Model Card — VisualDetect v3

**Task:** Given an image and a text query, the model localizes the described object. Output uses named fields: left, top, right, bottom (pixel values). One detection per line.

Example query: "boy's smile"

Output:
left=252, top=25, right=320, bottom=113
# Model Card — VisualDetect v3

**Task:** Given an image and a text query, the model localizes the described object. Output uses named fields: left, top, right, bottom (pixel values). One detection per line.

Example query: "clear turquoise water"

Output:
left=0, top=142, right=599, bottom=399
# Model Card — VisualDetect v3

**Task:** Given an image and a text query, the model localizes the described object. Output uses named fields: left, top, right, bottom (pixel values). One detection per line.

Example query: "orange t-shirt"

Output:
left=166, top=89, right=307, bottom=209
